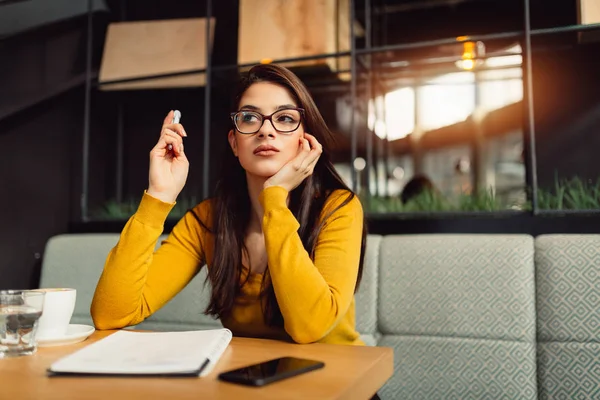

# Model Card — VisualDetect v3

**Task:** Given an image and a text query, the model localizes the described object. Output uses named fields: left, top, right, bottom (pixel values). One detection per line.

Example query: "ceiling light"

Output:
left=455, top=38, right=485, bottom=71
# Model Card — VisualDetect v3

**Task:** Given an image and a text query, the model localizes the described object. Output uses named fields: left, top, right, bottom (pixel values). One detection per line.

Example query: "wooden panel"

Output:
left=99, top=18, right=215, bottom=91
left=238, top=0, right=349, bottom=73
left=580, top=0, right=600, bottom=24
left=578, top=0, right=600, bottom=43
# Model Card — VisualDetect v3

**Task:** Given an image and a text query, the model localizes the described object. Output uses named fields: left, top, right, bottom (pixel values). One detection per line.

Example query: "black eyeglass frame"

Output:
left=230, top=107, right=306, bottom=134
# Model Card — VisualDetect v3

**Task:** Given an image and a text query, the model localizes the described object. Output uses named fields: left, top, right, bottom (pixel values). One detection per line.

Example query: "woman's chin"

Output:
left=242, top=165, right=283, bottom=179
left=241, top=159, right=286, bottom=178
left=247, top=168, right=282, bottom=178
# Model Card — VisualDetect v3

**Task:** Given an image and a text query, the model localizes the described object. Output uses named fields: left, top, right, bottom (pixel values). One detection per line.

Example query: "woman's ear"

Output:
left=228, top=130, right=238, bottom=157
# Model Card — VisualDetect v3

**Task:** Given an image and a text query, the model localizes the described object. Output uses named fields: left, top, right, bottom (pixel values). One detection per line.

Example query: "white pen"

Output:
left=168, top=110, right=182, bottom=151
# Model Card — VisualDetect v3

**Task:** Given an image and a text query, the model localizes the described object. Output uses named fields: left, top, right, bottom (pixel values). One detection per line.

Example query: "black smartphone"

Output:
left=218, top=356, right=325, bottom=387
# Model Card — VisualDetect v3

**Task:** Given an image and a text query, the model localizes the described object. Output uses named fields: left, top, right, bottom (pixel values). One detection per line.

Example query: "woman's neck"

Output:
left=246, top=174, right=268, bottom=232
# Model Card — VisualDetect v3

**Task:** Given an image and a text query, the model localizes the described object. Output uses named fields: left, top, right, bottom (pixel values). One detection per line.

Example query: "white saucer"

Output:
left=37, top=324, right=95, bottom=347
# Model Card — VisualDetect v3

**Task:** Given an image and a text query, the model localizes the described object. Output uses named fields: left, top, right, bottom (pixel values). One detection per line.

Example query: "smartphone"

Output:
left=218, top=356, right=325, bottom=387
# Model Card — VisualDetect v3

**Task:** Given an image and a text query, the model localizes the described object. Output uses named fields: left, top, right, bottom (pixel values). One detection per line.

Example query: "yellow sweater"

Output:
left=91, top=186, right=364, bottom=345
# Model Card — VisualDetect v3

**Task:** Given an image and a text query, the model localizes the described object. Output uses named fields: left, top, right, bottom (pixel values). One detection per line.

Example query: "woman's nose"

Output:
left=257, top=119, right=277, bottom=137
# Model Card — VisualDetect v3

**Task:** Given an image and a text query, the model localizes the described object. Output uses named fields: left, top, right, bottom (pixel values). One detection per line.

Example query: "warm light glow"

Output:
left=485, top=44, right=523, bottom=68
left=368, top=89, right=414, bottom=141
left=419, top=73, right=475, bottom=130
left=393, top=166, right=405, bottom=180
left=456, top=40, right=485, bottom=71
left=260, top=58, right=273, bottom=64
left=353, top=157, right=366, bottom=171
left=479, top=44, right=523, bottom=111
left=384, top=88, right=415, bottom=140
left=375, top=121, right=387, bottom=138
left=369, top=42, right=524, bottom=141
left=456, top=59, right=475, bottom=70
left=486, top=55, right=522, bottom=68
left=463, top=42, right=477, bottom=59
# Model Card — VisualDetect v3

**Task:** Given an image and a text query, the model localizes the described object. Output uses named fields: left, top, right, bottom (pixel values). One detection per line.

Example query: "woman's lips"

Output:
left=254, top=145, right=280, bottom=156
left=254, top=150, right=279, bottom=156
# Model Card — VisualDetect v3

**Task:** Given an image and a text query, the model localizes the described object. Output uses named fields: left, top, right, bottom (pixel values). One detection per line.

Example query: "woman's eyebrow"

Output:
left=238, top=104, right=298, bottom=112
left=275, top=104, right=298, bottom=111
left=239, top=104, right=261, bottom=111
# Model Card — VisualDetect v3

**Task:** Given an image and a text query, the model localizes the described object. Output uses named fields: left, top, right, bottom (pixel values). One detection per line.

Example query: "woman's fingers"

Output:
left=299, top=149, right=320, bottom=173
left=162, top=123, right=187, bottom=138
left=290, top=138, right=310, bottom=172
left=304, top=133, right=323, bottom=154
left=301, top=137, right=311, bottom=152
left=162, top=111, right=174, bottom=126
left=305, top=154, right=320, bottom=175
left=161, top=111, right=187, bottom=151
left=299, top=134, right=322, bottom=172
left=152, top=129, right=184, bottom=157
left=164, top=124, right=186, bottom=151
left=163, top=128, right=183, bottom=142
left=162, top=112, right=187, bottom=138
left=163, top=129, right=184, bottom=152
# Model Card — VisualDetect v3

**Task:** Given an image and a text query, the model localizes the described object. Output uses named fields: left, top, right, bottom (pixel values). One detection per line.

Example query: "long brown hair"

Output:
left=193, top=64, right=366, bottom=327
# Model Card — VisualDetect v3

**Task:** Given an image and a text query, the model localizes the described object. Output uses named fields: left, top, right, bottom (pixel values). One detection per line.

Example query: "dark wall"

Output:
left=0, top=12, right=107, bottom=289
left=0, top=1, right=238, bottom=289
left=0, top=90, right=83, bottom=289
left=0, top=0, right=107, bottom=37
left=532, top=39, right=600, bottom=188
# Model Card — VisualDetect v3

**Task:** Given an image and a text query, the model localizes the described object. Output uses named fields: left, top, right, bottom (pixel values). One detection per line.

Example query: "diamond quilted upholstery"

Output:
left=377, top=234, right=537, bottom=399
left=379, top=234, right=536, bottom=341
left=355, top=235, right=381, bottom=344
left=379, top=335, right=537, bottom=400
left=536, top=235, right=600, bottom=400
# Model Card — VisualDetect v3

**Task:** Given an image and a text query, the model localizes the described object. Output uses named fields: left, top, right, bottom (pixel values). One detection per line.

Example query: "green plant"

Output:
left=538, top=176, right=600, bottom=210
left=94, top=199, right=139, bottom=220
left=362, top=176, right=600, bottom=213
left=361, top=187, right=513, bottom=213
left=93, top=195, right=200, bottom=220
left=456, top=188, right=505, bottom=212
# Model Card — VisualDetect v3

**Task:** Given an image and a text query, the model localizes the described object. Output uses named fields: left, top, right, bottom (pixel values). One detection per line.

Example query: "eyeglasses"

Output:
left=230, top=107, right=305, bottom=135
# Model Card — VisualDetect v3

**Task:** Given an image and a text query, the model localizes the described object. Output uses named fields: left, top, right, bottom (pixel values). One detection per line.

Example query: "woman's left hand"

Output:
left=263, top=133, right=323, bottom=192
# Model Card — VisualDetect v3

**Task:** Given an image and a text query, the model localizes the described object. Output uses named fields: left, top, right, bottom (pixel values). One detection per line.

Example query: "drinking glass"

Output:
left=0, top=290, right=45, bottom=357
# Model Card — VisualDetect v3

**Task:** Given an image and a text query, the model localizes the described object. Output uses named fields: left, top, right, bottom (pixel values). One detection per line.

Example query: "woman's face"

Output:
left=228, top=82, right=305, bottom=178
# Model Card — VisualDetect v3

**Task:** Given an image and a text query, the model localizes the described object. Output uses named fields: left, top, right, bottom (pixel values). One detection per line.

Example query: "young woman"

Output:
left=91, top=64, right=367, bottom=346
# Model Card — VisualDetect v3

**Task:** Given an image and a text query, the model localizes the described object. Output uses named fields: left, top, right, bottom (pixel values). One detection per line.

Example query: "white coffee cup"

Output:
left=33, top=288, right=76, bottom=339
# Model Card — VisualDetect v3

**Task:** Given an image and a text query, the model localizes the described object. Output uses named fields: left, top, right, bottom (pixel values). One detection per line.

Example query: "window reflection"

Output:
left=347, top=43, right=526, bottom=212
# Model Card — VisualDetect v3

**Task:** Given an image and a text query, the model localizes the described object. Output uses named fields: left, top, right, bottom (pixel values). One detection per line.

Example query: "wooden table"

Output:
left=1, top=330, right=393, bottom=399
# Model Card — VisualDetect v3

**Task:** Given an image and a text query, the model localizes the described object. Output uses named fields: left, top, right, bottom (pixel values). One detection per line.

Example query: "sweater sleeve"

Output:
left=260, top=186, right=363, bottom=344
left=90, top=192, right=209, bottom=329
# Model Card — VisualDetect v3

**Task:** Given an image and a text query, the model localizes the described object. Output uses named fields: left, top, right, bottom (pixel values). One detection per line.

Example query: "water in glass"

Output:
left=0, top=290, right=45, bottom=357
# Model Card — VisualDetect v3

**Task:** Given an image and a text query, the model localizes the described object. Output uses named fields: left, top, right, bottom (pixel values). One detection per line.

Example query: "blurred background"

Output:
left=2, top=0, right=600, bottom=288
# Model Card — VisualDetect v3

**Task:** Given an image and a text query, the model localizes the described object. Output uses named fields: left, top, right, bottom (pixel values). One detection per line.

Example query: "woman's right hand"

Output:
left=146, top=111, right=189, bottom=204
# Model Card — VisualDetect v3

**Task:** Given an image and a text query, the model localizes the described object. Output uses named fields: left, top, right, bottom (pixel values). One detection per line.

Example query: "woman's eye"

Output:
left=277, top=114, right=295, bottom=123
left=242, top=113, right=259, bottom=122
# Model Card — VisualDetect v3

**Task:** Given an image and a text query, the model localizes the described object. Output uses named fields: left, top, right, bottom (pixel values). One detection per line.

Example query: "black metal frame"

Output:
left=203, top=0, right=212, bottom=200
left=81, top=0, right=93, bottom=221
left=523, top=0, right=538, bottom=216
left=79, top=0, right=600, bottom=221
left=0, top=0, right=30, bottom=6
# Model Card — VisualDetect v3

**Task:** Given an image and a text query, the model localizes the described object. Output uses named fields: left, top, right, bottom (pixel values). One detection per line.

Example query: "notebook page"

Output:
left=50, top=329, right=232, bottom=375
left=199, top=328, right=233, bottom=377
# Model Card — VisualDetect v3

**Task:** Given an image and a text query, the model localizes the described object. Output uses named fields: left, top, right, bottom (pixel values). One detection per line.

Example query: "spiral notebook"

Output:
left=48, top=329, right=233, bottom=377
